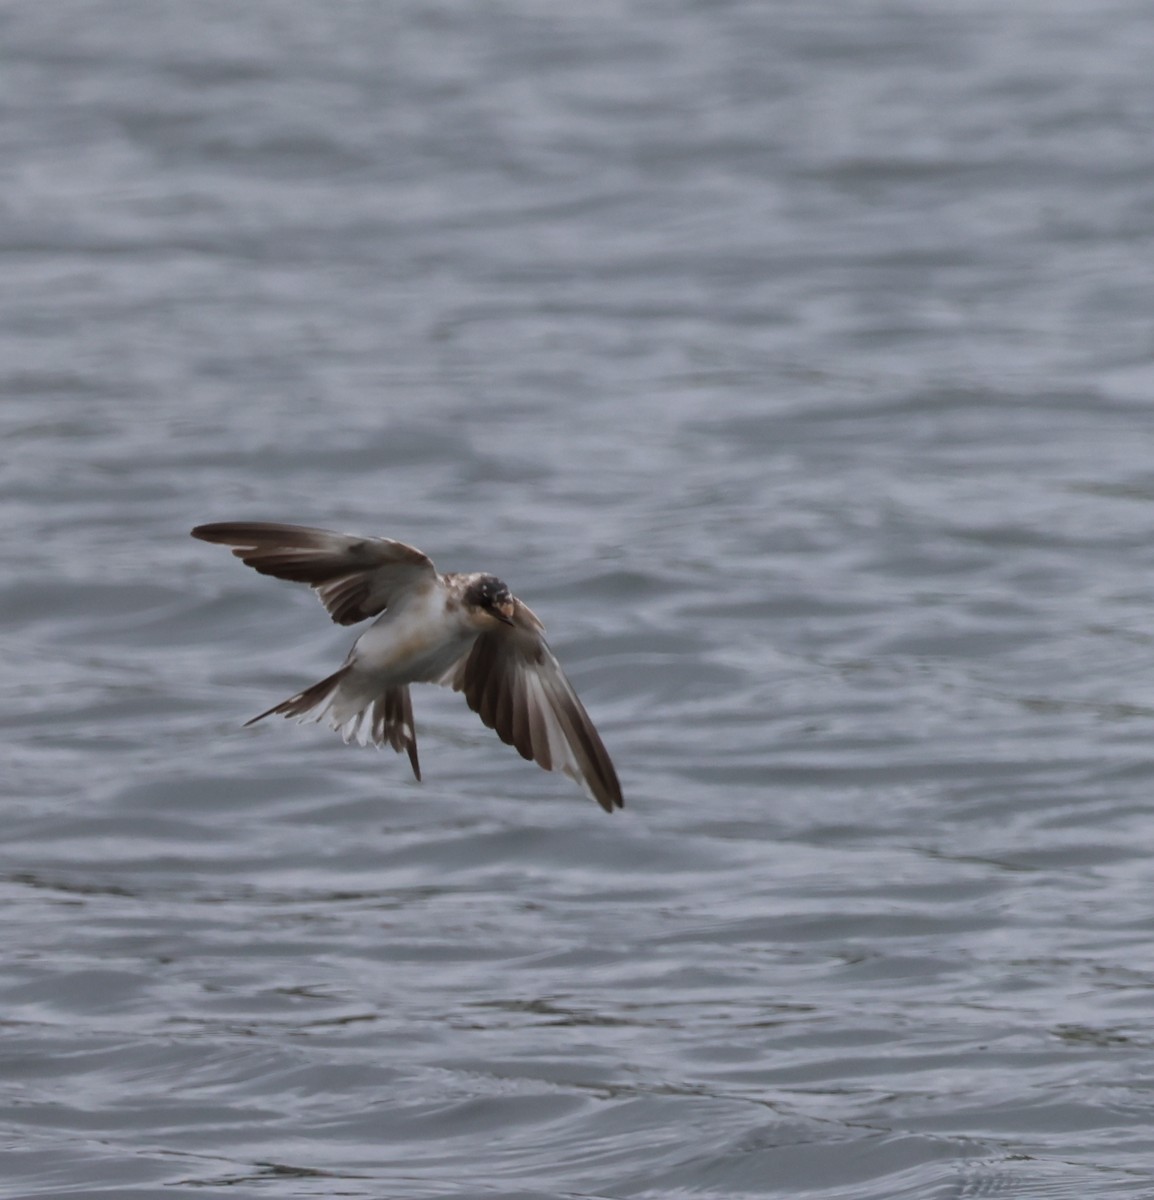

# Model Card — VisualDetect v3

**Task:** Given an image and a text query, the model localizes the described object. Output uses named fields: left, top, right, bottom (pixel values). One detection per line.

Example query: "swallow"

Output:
left=191, top=522, right=622, bottom=812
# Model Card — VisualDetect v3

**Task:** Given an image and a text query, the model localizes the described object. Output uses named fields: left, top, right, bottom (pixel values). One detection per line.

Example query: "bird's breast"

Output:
left=352, top=589, right=477, bottom=683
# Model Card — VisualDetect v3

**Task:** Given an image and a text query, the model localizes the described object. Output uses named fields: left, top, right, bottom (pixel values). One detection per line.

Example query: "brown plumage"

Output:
left=192, top=521, right=622, bottom=812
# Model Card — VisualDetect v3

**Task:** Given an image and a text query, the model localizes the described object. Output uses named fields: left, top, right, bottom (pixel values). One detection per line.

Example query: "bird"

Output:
left=190, top=522, right=622, bottom=812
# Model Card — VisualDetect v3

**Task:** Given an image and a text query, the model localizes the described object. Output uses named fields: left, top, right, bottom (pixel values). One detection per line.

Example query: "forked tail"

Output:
left=245, top=665, right=421, bottom=781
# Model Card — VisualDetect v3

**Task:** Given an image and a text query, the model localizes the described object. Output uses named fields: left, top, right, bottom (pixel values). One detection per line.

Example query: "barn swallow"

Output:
left=191, top=522, right=622, bottom=812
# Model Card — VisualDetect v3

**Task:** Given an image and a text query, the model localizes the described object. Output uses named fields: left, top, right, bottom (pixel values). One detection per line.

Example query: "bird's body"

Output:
left=351, top=577, right=480, bottom=686
left=191, top=522, right=622, bottom=812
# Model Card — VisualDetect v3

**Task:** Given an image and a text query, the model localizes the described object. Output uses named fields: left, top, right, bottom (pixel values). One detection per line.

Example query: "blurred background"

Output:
left=4, top=1, right=1154, bottom=1196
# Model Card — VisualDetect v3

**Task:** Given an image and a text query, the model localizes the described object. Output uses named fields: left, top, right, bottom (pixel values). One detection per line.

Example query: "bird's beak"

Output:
left=495, top=599, right=515, bottom=625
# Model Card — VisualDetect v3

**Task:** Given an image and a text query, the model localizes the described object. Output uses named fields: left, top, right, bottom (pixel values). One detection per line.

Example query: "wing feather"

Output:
left=444, top=603, right=622, bottom=812
left=191, top=522, right=436, bottom=625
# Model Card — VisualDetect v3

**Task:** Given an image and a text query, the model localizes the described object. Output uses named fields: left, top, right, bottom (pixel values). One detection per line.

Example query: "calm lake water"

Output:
left=5, top=1, right=1154, bottom=1196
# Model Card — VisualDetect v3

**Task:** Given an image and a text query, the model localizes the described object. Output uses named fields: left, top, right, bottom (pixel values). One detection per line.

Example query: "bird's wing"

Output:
left=441, top=599, right=623, bottom=812
left=191, top=522, right=436, bottom=625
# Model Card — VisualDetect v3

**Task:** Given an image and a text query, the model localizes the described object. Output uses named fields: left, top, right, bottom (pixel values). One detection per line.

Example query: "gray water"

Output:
left=5, top=1, right=1154, bottom=1196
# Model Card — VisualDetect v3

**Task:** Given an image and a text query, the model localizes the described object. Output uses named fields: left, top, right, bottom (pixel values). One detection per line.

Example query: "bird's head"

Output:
left=463, top=574, right=515, bottom=626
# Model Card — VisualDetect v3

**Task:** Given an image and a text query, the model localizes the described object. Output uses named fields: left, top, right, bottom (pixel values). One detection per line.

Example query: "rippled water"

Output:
left=6, top=1, right=1154, bottom=1196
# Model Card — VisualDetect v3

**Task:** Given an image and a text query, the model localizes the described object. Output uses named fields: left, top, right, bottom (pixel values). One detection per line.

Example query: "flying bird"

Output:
left=191, top=522, right=622, bottom=812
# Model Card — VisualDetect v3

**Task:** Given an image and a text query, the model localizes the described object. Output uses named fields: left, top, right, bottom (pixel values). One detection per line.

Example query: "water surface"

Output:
left=4, top=2, right=1154, bottom=1196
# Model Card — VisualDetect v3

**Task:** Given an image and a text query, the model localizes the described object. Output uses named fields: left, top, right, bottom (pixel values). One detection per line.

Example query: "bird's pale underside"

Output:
left=191, top=522, right=622, bottom=812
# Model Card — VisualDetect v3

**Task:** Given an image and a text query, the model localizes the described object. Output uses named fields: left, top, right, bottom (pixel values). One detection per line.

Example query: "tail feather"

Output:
left=244, top=665, right=354, bottom=727
left=244, top=666, right=420, bottom=781
left=372, top=687, right=421, bottom=781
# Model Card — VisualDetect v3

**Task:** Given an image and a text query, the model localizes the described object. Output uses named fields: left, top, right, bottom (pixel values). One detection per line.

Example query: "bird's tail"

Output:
left=245, top=664, right=354, bottom=728
left=245, top=666, right=420, bottom=780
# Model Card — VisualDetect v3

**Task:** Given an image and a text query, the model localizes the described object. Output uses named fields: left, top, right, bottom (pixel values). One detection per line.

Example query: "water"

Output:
left=4, top=1, right=1154, bottom=1195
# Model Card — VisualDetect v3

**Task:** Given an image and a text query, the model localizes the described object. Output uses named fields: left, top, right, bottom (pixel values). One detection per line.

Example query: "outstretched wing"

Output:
left=191, top=522, right=436, bottom=625
left=443, top=599, right=623, bottom=812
